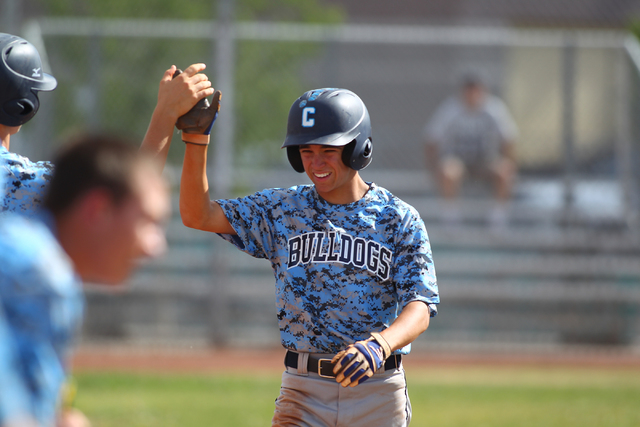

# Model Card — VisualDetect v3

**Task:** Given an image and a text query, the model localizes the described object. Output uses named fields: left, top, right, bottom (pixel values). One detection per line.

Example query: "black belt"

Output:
left=285, top=350, right=402, bottom=378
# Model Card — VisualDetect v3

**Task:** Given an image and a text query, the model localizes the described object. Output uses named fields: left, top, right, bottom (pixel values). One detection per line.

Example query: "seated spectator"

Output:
left=423, top=73, right=518, bottom=226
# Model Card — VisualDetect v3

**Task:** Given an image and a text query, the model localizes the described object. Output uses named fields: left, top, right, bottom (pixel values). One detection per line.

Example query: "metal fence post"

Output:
left=615, top=47, right=639, bottom=236
left=212, top=0, right=236, bottom=200
left=207, top=0, right=237, bottom=347
left=561, top=35, right=577, bottom=224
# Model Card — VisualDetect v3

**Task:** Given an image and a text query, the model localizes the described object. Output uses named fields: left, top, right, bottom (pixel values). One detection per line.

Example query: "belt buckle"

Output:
left=317, top=358, right=334, bottom=378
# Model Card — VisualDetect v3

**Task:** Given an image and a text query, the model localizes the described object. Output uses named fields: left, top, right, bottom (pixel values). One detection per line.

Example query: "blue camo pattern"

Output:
left=217, top=183, right=439, bottom=354
left=1, top=146, right=54, bottom=218
left=0, top=212, right=84, bottom=426
left=0, top=153, right=4, bottom=192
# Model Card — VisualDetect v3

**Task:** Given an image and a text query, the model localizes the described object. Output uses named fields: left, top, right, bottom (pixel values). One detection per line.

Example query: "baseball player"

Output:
left=0, top=135, right=170, bottom=427
left=179, top=88, right=439, bottom=426
left=0, top=33, right=57, bottom=217
left=0, top=31, right=217, bottom=427
left=0, top=32, right=215, bottom=217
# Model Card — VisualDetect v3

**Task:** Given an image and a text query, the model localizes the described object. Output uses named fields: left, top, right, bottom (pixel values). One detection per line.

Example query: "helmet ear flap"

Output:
left=287, top=146, right=305, bottom=173
left=2, top=96, right=39, bottom=126
left=4, top=98, right=36, bottom=115
left=342, top=138, right=373, bottom=171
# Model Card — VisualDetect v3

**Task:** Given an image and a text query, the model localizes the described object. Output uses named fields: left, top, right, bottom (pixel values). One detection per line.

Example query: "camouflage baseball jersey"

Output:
left=1, top=146, right=54, bottom=218
left=217, top=182, right=439, bottom=354
left=0, top=212, right=83, bottom=426
left=0, top=153, right=5, bottom=193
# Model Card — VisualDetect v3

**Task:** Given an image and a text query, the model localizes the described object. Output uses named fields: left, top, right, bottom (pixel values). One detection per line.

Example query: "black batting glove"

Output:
left=172, top=68, right=221, bottom=146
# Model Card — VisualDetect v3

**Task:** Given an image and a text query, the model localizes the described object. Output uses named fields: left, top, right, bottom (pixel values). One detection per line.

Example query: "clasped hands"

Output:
left=172, top=68, right=221, bottom=146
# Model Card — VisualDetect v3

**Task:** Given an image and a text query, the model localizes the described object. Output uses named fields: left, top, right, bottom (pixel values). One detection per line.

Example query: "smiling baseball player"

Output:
left=179, top=88, right=439, bottom=426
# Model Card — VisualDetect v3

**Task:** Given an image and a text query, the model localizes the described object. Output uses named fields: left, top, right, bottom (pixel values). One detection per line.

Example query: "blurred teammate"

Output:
left=0, top=134, right=170, bottom=427
left=180, top=88, right=439, bottom=426
left=0, top=32, right=214, bottom=217
left=0, top=31, right=215, bottom=427
left=424, top=73, right=518, bottom=226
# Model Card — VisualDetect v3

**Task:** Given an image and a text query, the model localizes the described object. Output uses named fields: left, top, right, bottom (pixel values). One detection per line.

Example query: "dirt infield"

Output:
left=70, top=343, right=640, bottom=374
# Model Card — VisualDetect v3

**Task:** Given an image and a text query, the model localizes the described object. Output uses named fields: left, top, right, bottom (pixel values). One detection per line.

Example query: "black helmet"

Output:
left=0, top=33, right=57, bottom=126
left=282, top=88, right=372, bottom=172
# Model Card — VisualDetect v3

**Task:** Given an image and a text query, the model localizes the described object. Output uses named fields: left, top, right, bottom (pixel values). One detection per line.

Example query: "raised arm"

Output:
left=179, top=133, right=235, bottom=235
left=140, top=63, right=213, bottom=168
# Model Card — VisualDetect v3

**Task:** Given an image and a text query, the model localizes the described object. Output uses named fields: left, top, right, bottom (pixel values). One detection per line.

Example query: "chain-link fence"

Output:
left=17, top=19, right=640, bottom=216
left=7, top=16, right=640, bottom=352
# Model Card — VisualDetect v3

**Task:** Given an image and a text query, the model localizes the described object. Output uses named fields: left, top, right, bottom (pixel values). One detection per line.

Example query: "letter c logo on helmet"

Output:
left=282, top=88, right=373, bottom=173
left=302, top=107, right=315, bottom=127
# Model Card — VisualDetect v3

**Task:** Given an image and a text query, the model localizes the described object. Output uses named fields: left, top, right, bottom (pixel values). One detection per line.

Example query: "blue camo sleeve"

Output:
left=1, top=149, right=54, bottom=218
left=215, top=190, right=277, bottom=259
left=0, top=216, right=82, bottom=425
left=0, top=302, right=32, bottom=425
left=392, top=209, right=439, bottom=317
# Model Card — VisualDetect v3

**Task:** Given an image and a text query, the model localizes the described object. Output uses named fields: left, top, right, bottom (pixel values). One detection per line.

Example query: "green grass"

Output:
left=74, top=374, right=281, bottom=426
left=74, top=365, right=640, bottom=427
left=407, top=365, right=640, bottom=427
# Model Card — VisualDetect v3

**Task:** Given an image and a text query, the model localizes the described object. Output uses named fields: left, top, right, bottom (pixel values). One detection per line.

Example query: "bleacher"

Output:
left=81, top=171, right=640, bottom=354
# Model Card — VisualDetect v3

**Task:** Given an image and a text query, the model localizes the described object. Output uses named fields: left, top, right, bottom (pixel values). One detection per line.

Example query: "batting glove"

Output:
left=331, top=332, right=392, bottom=387
left=173, top=69, right=222, bottom=146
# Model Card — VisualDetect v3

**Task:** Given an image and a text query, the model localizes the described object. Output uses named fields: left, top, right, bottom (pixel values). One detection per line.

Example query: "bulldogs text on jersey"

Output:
left=287, top=231, right=392, bottom=281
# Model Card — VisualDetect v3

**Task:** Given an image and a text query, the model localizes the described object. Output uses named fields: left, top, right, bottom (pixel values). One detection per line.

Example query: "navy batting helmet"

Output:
left=0, top=33, right=57, bottom=127
left=282, top=88, right=372, bottom=172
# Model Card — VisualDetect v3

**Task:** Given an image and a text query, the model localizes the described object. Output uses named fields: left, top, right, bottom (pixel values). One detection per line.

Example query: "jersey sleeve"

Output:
left=0, top=215, right=83, bottom=426
left=215, top=189, right=282, bottom=259
left=391, top=208, right=439, bottom=317
left=0, top=302, right=33, bottom=426
left=1, top=149, right=54, bottom=218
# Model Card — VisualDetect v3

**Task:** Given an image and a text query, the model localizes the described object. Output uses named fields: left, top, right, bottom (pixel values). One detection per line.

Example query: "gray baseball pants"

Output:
left=272, top=355, right=411, bottom=427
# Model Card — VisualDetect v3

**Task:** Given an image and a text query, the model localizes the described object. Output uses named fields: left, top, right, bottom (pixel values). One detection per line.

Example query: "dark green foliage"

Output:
left=37, top=0, right=345, bottom=164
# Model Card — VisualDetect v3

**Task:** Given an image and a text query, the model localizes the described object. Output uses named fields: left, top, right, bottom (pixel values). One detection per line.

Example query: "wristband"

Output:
left=370, top=332, right=392, bottom=360
left=182, top=132, right=210, bottom=146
